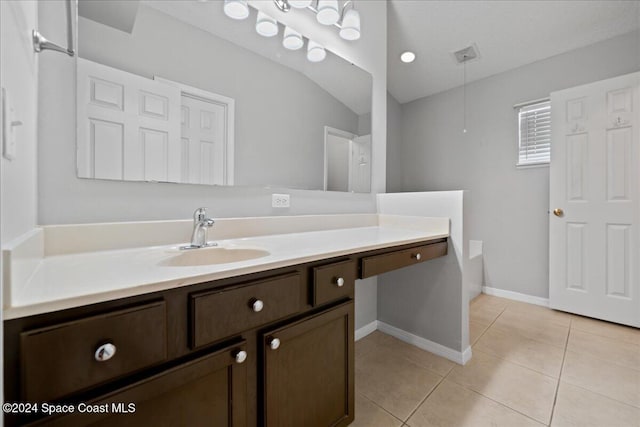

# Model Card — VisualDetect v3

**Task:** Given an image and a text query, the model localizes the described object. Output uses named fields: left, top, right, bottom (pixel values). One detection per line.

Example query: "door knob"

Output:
left=553, top=208, right=564, bottom=217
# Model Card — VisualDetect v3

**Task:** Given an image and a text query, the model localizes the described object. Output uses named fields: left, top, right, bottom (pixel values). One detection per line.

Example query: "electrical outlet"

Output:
left=272, top=193, right=290, bottom=208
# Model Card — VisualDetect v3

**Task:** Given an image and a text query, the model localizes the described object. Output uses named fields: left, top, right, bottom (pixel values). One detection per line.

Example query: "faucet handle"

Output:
left=194, top=207, right=208, bottom=222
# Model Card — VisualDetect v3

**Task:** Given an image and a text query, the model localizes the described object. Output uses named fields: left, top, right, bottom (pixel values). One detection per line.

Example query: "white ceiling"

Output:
left=388, top=0, right=640, bottom=104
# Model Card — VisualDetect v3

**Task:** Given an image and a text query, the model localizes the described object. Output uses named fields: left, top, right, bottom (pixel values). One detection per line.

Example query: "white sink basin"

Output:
left=160, top=246, right=270, bottom=267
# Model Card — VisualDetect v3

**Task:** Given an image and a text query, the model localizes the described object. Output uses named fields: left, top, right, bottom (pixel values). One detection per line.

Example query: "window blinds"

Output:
left=518, top=100, right=551, bottom=166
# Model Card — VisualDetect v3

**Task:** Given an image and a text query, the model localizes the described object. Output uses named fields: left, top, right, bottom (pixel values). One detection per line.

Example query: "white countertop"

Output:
left=4, top=216, right=449, bottom=320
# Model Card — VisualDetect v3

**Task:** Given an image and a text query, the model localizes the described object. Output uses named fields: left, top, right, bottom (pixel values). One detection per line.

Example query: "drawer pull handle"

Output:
left=234, top=350, right=248, bottom=364
left=267, top=337, right=281, bottom=350
left=94, top=343, right=116, bottom=362
left=334, top=277, right=345, bottom=287
left=412, top=253, right=422, bottom=261
left=250, top=298, right=264, bottom=312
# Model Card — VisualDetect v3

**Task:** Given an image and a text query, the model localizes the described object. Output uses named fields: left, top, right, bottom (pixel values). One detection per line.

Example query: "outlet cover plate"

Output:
left=272, top=193, right=290, bottom=208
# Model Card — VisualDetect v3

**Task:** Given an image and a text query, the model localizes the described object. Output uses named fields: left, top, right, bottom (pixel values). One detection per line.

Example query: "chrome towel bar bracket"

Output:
left=32, top=0, right=75, bottom=57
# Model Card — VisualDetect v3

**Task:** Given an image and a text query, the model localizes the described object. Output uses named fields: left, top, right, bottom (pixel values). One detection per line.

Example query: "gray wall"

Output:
left=79, top=5, right=359, bottom=190
left=377, top=191, right=468, bottom=353
left=391, top=31, right=640, bottom=299
left=386, top=92, right=403, bottom=193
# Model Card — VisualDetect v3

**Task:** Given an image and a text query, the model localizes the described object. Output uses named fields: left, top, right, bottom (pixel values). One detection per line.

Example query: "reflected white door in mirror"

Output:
left=77, top=58, right=234, bottom=185
left=323, top=126, right=371, bottom=193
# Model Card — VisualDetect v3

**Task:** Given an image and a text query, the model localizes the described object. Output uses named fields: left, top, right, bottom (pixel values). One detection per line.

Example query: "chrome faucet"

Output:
left=181, top=207, right=216, bottom=250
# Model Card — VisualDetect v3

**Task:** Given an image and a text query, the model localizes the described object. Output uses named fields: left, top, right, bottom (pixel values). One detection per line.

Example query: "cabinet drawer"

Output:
left=20, top=301, right=167, bottom=402
left=360, top=241, right=448, bottom=278
left=191, top=272, right=301, bottom=349
left=312, top=260, right=356, bottom=306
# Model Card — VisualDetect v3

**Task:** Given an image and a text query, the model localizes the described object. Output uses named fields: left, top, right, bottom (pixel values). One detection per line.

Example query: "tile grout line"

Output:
left=548, top=316, right=572, bottom=426
left=470, top=347, right=561, bottom=381
left=469, top=299, right=565, bottom=425
left=451, top=380, right=549, bottom=426
left=401, top=372, right=448, bottom=424
left=357, top=392, right=405, bottom=425
left=403, top=301, right=551, bottom=425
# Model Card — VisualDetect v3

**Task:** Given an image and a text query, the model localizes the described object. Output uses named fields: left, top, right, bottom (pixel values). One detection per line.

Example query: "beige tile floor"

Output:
left=352, top=294, right=640, bottom=427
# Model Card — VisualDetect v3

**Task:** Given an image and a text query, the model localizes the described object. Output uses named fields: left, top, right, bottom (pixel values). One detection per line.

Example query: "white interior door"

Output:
left=349, top=134, right=371, bottom=193
left=181, top=95, right=227, bottom=185
left=77, top=58, right=181, bottom=182
left=549, top=72, right=640, bottom=327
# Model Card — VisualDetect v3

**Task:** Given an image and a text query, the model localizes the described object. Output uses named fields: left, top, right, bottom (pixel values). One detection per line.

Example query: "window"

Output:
left=517, top=99, right=551, bottom=166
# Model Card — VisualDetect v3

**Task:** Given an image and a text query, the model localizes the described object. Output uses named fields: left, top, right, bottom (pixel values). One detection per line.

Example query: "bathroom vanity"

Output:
left=3, top=216, right=448, bottom=426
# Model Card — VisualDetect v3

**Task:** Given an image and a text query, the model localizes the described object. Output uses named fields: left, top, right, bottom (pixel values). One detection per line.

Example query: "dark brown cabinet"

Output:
left=31, top=342, right=248, bottom=427
left=20, top=302, right=167, bottom=403
left=262, top=302, right=354, bottom=427
left=5, top=237, right=446, bottom=427
left=360, top=240, right=448, bottom=278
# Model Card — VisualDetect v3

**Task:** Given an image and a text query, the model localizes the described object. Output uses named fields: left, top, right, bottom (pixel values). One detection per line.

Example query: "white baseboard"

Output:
left=355, top=320, right=378, bottom=341
left=377, top=321, right=470, bottom=365
left=461, top=345, right=473, bottom=364
left=482, top=286, right=549, bottom=307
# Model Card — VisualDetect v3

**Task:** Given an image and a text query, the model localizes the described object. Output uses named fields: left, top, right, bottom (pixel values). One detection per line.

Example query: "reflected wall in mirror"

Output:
left=76, top=0, right=372, bottom=192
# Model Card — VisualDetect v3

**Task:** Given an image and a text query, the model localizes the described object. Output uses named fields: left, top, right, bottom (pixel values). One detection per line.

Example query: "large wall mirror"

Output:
left=76, top=0, right=373, bottom=192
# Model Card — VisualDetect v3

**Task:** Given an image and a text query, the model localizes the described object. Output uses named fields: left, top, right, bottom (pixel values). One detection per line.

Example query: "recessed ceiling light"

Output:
left=400, top=51, right=416, bottom=63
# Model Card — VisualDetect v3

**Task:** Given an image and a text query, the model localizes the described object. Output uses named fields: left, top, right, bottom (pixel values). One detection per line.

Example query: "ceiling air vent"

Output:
left=452, top=44, right=480, bottom=64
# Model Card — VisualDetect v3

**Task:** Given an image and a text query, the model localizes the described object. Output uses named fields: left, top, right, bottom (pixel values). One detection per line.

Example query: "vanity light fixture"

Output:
left=283, top=26, right=304, bottom=50
left=272, top=0, right=361, bottom=41
left=256, top=11, right=279, bottom=37
left=224, top=0, right=250, bottom=20
left=219, top=0, right=357, bottom=62
left=400, top=51, right=415, bottom=63
left=307, top=40, right=326, bottom=62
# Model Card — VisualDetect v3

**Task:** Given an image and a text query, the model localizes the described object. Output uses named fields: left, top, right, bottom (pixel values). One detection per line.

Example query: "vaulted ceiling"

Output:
left=387, top=0, right=640, bottom=104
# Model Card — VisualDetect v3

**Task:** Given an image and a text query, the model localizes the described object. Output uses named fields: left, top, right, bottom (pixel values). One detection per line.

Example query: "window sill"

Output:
left=516, top=162, right=549, bottom=169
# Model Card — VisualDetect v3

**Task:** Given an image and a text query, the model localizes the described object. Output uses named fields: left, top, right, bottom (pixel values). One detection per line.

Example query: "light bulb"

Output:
left=256, top=11, right=278, bottom=37
left=400, top=51, right=416, bottom=63
left=307, top=40, right=326, bottom=62
left=283, top=26, right=304, bottom=50
left=223, top=0, right=249, bottom=20
left=289, top=0, right=312, bottom=8
left=339, top=8, right=360, bottom=40
left=317, top=0, right=340, bottom=25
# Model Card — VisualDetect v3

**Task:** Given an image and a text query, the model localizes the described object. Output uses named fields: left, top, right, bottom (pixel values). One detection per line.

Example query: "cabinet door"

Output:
left=262, top=302, right=354, bottom=427
left=34, top=342, right=248, bottom=427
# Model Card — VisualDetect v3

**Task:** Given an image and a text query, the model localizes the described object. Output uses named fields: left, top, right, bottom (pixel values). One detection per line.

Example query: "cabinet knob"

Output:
left=267, top=337, right=281, bottom=350
left=94, top=343, right=116, bottom=362
left=334, top=277, right=345, bottom=287
left=250, top=298, right=264, bottom=312
left=233, top=350, right=248, bottom=364
left=412, top=253, right=422, bottom=261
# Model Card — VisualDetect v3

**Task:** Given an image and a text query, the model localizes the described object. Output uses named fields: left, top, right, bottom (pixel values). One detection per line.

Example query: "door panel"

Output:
left=349, top=135, right=371, bottom=193
left=77, top=58, right=181, bottom=182
left=262, top=302, right=354, bottom=427
left=181, top=95, right=227, bottom=185
left=550, top=72, right=640, bottom=327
